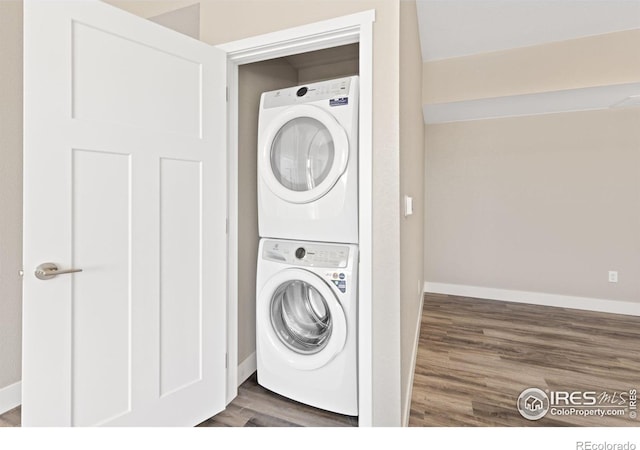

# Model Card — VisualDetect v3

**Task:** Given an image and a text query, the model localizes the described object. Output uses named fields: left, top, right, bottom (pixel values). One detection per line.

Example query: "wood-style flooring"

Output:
left=0, top=374, right=356, bottom=427
left=198, top=373, right=357, bottom=427
left=409, top=293, right=640, bottom=427
left=2, top=293, right=638, bottom=427
left=0, top=406, right=20, bottom=428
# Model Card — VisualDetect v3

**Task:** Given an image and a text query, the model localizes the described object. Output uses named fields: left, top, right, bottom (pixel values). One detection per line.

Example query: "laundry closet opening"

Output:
left=235, top=42, right=360, bottom=393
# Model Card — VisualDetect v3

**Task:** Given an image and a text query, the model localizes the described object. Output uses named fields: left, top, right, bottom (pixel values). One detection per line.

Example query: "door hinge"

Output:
left=225, top=353, right=228, bottom=369
left=226, top=86, right=229, bottom=102
left=225, top=218, right=228, bottom=234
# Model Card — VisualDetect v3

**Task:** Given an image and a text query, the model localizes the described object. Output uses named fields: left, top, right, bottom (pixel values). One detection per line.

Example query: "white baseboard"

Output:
left=0, top=381, right=21, bottom=415
left=402, top=290, right=425, bottom=427
left=425, top=282, right=640, bottom=317
left=237, top=352, right=256, bottom=387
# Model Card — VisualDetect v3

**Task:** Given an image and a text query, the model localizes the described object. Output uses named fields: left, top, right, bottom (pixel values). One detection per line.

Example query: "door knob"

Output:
left=35, top=262, right=83, bottom=280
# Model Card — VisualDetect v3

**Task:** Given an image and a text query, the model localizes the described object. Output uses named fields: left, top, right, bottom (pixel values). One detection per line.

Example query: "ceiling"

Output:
left=416, top=0, right=640, bottom=62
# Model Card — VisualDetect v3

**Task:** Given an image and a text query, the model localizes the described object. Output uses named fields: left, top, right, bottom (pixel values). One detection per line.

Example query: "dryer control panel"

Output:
left=262, top=76, right=354, bottom=109
left=262, top=239, right=350, bottom=268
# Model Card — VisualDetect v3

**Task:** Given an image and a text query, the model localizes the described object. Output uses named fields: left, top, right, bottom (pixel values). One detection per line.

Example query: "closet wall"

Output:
left=237, top=60, right=298, bottom=365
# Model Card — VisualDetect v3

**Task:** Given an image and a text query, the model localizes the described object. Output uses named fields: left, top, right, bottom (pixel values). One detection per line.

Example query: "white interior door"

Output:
left=23, top=0, right=227, bottom=426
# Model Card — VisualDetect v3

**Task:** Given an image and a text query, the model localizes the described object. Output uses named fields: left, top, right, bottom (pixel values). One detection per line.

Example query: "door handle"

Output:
left=35, top=262, right=83, bottom=280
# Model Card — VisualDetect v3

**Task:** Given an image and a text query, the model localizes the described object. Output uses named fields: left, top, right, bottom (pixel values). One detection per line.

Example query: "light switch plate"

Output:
left=404, top=195, right=413, bottom=217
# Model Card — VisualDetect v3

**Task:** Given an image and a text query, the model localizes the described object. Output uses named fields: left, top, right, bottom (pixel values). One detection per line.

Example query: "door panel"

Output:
left=159, top=158, right=203, bottom=397
left=71, top=20, right=202, bottom=137
left=72, top=149, right=132, bottom=426
left=23, top=0, right=227, bottom=426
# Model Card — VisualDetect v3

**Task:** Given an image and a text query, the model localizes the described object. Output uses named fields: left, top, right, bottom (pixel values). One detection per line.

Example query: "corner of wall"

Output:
left=399, top=0, right=425, bottom=427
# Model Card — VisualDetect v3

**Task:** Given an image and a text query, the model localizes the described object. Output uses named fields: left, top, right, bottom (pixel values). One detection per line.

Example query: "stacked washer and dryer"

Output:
left=255, top=76, right=360, bottom=416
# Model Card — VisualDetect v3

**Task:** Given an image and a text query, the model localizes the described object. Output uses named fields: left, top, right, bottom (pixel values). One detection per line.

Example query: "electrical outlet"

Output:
left=608, top=271, right=618, bottom=283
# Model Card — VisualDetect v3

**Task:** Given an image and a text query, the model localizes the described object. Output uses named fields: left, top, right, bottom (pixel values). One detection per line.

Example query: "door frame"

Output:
left=217, top=9, right=375, bottom=427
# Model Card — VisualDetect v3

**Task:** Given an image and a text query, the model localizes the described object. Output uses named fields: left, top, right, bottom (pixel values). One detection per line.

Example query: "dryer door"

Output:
left=260, top=104, right=349, bottom=204
left=258, top=268, right=347, bottom=371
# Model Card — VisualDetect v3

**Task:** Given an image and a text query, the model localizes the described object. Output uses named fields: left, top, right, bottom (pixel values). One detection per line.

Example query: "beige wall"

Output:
left=0, top=0, right=24, bottom=392
left=107, top=0, right=198, bottom=19
left=423, top=26, right=640, bottom=308
left=108, top=0, right=404, bottom=425
left=398, top=0, right=424, bottom=425
left=297, top=59, right=358, bottom=84
left=424, top=29, right=640, bottom=104
left=425, top=107, right=640, bottom=303
left=237, top=59, right=298, bottom=364
left=149, top=3, right=200, bottom=39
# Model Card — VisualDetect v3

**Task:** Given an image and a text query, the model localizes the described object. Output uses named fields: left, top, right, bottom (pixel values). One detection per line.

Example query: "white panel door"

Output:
left=23, top=0, right=227, bottom=426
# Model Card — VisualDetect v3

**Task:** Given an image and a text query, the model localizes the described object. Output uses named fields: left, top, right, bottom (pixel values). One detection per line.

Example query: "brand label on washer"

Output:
left=329, top=97, right=349, bottom=107
left=332, top=279, right=347, bottom=293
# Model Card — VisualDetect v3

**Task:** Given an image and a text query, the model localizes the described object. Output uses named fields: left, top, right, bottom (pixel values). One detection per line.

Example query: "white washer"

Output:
left=256, top=238, right=358, bottom=416
left=258, top=76, right=359, bottom=244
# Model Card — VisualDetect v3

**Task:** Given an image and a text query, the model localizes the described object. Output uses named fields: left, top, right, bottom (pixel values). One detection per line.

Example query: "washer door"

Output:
left=260, top=104, right=349, bottom=204
left=258, top=268, right=347, bottom=371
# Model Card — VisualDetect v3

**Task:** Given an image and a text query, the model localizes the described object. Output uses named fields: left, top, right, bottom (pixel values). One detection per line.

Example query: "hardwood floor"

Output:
left=409, top=293, right=640, bottom=427
left=0, top=374, right=356, bottom=427
left=198, top=373, right=357, bottom=427
left=2, top=293, right=638, bottom=427
left=0, top=406, right=20, bottom=427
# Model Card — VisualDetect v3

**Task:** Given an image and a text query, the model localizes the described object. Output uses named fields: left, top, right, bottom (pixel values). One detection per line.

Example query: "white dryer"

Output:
left=256, top=238, right=358, bottom=416
left=257, top=76, right=359, bottom=244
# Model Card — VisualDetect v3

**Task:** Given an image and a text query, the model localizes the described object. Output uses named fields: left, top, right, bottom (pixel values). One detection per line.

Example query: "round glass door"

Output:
left=260, top=105, right=349, bottom=204
left=270, top=118, right=335, bottom=192
left=259, top=268, right=347, bottom=370
left=270, top=280, right=332, bottom=355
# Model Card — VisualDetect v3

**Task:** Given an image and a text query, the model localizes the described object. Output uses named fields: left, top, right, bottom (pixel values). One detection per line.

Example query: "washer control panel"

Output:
left=262, top=239, right=349, bottom=268
left=263, top=77, right=353, bottom=109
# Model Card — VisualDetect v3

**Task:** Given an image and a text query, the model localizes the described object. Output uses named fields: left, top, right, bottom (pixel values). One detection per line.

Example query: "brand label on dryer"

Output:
left=329, top=97, right=349, bottom=107
left=332, top=279, right=347, bottom=293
